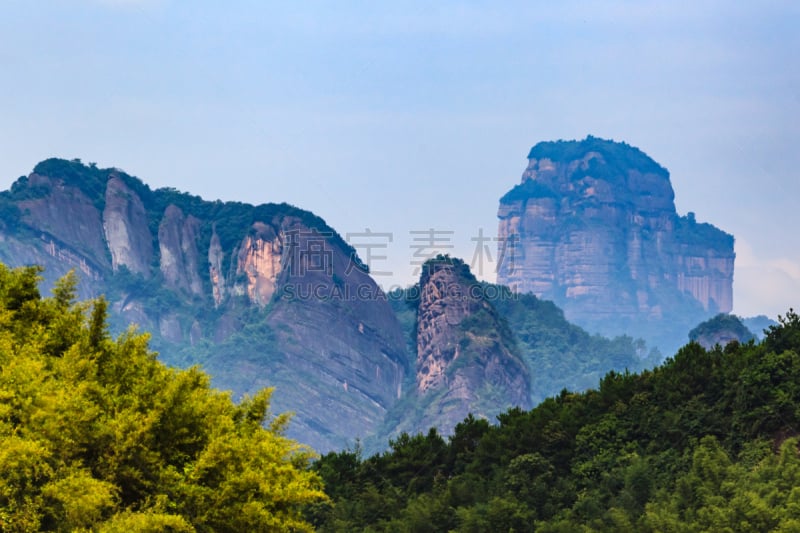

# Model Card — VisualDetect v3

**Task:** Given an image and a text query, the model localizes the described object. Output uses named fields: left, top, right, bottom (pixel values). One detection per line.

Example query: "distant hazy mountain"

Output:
left=497, top=136, right=735, bottom=354
left=688, top=313, right=756, bottom=350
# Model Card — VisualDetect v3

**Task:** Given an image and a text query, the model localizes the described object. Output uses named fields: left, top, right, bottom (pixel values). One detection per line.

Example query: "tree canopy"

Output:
left=312, top=310, right=800, bottom=531
left=0, top=264, right=325, bottom=531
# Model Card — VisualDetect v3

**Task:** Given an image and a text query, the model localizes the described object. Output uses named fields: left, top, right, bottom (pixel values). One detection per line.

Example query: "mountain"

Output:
left=0, top=158, right=408, bottom=452
left=688, top=313, right=756, bottom=350
left=376, top=257, right=657, bottom=450
left=743, top=314, right=777, bottom=340
left=0, top=157, right=666, bottom=452
left=497, top=136, right=735, bottom=353
left=380, top=257, right=530, bottom=440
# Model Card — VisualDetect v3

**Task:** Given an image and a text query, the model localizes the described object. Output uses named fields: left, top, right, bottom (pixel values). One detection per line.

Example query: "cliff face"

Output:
left=398, top=257, right=530, bottom=435
left=497, top=137, right=735, bottom=348
left=105, top=176, right=153, bottom=277
left=216, top=221, right=409, bottom=450
left=158, top=204, right=203, bottom=296
left=0, top=158, right=408, bottom=452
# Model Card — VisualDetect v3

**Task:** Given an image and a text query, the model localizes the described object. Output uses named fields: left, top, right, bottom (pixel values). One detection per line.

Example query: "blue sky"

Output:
left=1, top=1, right=798, bottom=319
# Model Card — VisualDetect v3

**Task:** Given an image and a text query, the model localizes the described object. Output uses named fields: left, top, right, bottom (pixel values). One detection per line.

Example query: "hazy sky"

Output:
left=1, top=1, right=798, bottom=319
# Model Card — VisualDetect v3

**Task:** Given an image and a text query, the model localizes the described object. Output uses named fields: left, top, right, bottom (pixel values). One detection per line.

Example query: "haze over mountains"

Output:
left=0, top=138, right=741, bottom=451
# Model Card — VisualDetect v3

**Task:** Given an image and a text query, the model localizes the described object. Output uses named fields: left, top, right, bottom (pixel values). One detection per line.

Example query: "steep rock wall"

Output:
left=103, top=176, right=153, bottom=276
left=234, top=223, right=282, bottom=307
left=158, top=204, right=203, bottom=295
left=497, top=137, right=735, bottom=342
left=18, top=173, right=109, bottom=270
left=411, top=258, right=530, bottom=434
left=0, top=158, right=410, bottom=452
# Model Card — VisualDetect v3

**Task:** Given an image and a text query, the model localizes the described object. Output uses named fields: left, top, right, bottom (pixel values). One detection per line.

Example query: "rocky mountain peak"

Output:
left=412, top=256, right=530, bottom=432
left=498, top=137, right=735, bottom=351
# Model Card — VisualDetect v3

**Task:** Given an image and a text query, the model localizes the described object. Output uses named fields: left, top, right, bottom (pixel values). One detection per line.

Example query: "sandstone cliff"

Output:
left=387, top=256, right=530, bottom=437
left=497, top=137, right=735, bottom=351
left=105, top=176, right=153, bottom=277
left=0, top=158, right=408, bottom=452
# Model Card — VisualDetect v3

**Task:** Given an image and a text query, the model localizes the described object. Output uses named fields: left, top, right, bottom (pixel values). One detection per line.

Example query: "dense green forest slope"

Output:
left=311, top=310, right=800, bottom=531
left=4, top=258, right=799, bottom=531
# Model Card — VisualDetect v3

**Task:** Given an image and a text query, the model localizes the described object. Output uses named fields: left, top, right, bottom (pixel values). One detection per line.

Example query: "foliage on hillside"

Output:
left=0, top=264, right=325, bottom=531
left=493, top=288, right=660, bottom=404
left=312, top=310, right=800, bottom=531
left=689, top=313, right=756, bottom=345
left=673, top=212, right=735, bottom=252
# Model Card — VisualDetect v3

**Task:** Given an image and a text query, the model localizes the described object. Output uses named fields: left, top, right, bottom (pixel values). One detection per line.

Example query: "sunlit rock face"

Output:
left=497, top=137, right=734, bottom=346
left=233, top=223, right=283, bottom=307
left=159, top=204, right=203, bottom=295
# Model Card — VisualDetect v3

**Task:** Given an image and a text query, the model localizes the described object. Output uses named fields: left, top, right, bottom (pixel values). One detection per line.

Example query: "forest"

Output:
left=3, top=261, right=800, bottom=531
left=0, top=265, right=325, bottom=531
left=310, top=310, right=800, bottom=531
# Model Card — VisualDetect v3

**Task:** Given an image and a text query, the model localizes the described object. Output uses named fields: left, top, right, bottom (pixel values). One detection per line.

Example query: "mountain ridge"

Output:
left=0, top=158, right=406, bottom=452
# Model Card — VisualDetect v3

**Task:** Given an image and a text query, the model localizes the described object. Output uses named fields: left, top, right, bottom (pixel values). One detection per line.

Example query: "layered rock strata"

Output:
left=497, top=137, right=735, bottom=338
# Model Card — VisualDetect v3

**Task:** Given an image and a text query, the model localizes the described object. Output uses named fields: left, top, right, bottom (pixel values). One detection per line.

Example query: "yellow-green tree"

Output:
left=0, top=265, right=326, bottom=532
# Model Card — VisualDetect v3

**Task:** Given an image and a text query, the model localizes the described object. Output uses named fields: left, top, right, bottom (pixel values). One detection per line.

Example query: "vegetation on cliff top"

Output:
left=499, top=179, right=559, bottom=204
left=689, top=313, right=756, bottom=346
left=526, top=135, right=668, bottom=176
left=8, top=158, right=359, bottom=265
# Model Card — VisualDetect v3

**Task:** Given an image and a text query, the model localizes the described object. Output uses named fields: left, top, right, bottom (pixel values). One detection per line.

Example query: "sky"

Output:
left=0, top=1, right=798, bottom=319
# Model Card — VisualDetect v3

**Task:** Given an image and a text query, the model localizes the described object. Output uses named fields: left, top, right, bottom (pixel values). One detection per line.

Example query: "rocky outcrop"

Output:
left=104, top=176, right=153, bottom=276
left=18, top=173, right=109, bottom=270
left=208, top=226, right=226, bottom=306
left=158, top=204, right=202, bottom=295
left=207, top=219, right=409, bottom=451
left=410, top=257, right=530, bottom=434
left=234, top=223, right=282, bottom=307
left=0, top=157, right=410, bottom=452
left=497, top=137, right=735, bottom=347
left=688, top=313, right=755, bottom=350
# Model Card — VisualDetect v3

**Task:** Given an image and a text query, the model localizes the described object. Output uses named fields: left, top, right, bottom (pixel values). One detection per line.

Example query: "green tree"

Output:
left=0, top=264, right=326, bottom=531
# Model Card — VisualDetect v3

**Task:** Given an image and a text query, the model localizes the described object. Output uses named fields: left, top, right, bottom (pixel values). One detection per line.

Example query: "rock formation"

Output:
left=398, top=257, right=530, bottom=435
left=0, top=158, right=408, bottom=452
left=105, top=176, right=153, bottom=277
left=158, top=204, right=203, bottom=295
left=497, top=137, right=735, bottom=350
